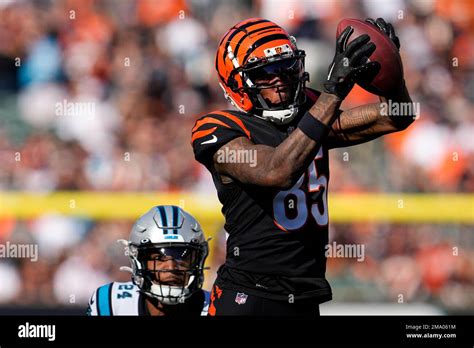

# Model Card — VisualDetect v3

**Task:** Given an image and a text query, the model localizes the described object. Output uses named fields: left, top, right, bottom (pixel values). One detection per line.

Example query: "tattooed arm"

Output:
left=211, top=28, right=382, bottom=189
left=213, top=93, right=341, bottom=189
left=326, top=82, right=416, bottom=148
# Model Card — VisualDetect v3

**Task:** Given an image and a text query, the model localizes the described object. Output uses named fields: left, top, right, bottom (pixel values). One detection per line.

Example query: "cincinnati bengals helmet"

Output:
left=216, top=18, right=309, bottom=124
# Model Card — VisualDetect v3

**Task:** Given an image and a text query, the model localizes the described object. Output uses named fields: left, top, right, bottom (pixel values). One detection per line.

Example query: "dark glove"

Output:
left=365, top=17, right=400, bottom=50
left=324, top=26, right=380, bottom=99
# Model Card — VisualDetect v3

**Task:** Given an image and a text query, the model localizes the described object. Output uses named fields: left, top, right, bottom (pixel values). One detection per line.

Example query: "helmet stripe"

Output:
left=216, top=20, right=271, bottom=85
left=218, top=18, right=269, bottom=50
left=242, top=33, right=290, bottom=64
left=222, top=19, right=271, bottom=64
left=233, top=25, right=280, bottom=58
left=172, top=206, right=179, bottom=235
left=157, top=206, right=168, bottom=234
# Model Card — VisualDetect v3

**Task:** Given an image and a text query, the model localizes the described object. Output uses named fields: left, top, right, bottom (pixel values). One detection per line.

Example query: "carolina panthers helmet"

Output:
left=118, top=205, right=209, bottom=305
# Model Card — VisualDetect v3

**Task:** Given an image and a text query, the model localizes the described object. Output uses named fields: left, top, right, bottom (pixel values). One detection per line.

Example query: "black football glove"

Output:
left=324, top=26, right=380, bottom=100
left=365, top=17, right=400, bottom=50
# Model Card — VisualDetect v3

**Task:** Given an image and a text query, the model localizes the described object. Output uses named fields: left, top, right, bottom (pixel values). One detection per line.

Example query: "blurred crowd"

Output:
left=0, top=0, right=473, bottom=312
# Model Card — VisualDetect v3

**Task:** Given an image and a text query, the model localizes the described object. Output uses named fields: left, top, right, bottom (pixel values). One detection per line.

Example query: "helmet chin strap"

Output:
left=256, top=93, right=299, bottom=124
left=143, top=274, right=196, bottom=306
left=148, top=284, right=190, bottom=305
left=260, top=106, right=299, bottom=124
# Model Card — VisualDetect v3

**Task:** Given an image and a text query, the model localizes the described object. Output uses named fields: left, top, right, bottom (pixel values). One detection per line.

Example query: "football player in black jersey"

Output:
left=192, top=18, right=415, bottom=316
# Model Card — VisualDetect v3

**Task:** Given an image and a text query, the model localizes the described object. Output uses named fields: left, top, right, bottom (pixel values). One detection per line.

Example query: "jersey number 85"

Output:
left=273, top=147, right=328, bottom=231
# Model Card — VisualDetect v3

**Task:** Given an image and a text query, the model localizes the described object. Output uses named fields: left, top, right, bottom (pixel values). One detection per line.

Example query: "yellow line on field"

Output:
left=329, top=193, right=474, bottom=223
left=0, top=192, right=472, bottom=223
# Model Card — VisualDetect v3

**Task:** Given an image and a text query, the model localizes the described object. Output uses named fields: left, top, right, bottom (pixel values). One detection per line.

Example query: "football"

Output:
left=336, top=18, right=404, bottom=96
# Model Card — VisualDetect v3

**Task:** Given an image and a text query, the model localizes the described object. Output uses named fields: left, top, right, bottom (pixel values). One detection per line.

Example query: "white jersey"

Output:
left=87, top=281, right=210, bottom=316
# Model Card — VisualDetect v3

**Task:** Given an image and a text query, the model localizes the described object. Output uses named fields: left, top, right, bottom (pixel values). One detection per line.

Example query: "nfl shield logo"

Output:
left=235, top=292, right=248, bottom=305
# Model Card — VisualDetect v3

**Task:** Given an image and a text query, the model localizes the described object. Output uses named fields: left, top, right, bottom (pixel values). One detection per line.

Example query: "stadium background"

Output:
left=0, top=0, right=473, bottom=314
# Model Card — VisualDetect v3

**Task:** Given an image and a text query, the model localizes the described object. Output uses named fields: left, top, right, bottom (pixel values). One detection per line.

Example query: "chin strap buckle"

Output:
left=261, top=105, right=298, bottom=124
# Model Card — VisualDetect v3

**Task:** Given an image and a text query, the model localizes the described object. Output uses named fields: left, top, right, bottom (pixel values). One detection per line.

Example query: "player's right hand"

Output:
left=365, top=17, right=400, bottom=51
left=324, top=26, right=380, bottom=100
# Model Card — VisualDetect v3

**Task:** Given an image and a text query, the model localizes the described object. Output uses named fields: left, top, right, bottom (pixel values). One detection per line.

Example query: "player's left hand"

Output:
left=366, top=17, right=404, bottom=96
left=365, top=17, right=400, bottom=51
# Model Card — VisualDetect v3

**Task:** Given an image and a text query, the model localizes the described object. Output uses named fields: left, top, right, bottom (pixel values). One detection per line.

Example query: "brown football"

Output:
left=336, top=18, right=403, bottom=96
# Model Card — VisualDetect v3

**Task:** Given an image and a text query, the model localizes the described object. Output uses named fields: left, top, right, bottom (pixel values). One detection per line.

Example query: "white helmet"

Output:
left=119, top=206, right=209, bottom=305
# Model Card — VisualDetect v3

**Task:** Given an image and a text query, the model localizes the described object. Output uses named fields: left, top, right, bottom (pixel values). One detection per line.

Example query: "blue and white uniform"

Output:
left=87, top=281, right=210, bottom=316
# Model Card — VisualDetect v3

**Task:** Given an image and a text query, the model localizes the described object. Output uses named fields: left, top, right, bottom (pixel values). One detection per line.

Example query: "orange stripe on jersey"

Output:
left=274, top=219, right=288, bottom=232
left=213, top=111, right=251, bottom=139
left=192, top=117, right=231, bottom=133
left=191, top=127, right=217, bottom=143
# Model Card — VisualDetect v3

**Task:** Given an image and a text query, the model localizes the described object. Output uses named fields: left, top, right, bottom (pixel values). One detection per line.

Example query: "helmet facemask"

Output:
left=126, top=242, right=207, bottom=305
left=234, top=52, right=309, bottom=124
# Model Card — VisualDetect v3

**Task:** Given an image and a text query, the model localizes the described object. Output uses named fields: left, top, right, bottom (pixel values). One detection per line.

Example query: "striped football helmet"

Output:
left=118, top=206, right=209, bottom=305
left=215, top=18, right=309, bottom=124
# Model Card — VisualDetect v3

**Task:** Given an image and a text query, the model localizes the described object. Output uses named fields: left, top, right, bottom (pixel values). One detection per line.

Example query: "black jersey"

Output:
left=192, top=88, right=332, bottom=303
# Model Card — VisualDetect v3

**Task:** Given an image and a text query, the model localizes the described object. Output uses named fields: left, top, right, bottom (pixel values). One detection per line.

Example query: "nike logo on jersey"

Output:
left=201, top=135, right=218, bottom=145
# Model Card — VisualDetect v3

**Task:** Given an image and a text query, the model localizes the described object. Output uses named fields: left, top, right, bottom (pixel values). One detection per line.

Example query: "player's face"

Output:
left=145, top=247, right=193, bottom=286
left=255, top=75, right=292, bottom=106
left=249, top=58, right=302, bottom=107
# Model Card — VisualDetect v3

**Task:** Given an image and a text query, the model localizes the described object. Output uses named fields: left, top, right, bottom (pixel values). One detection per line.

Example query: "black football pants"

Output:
left=208, top=284, right=320, bottom=317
